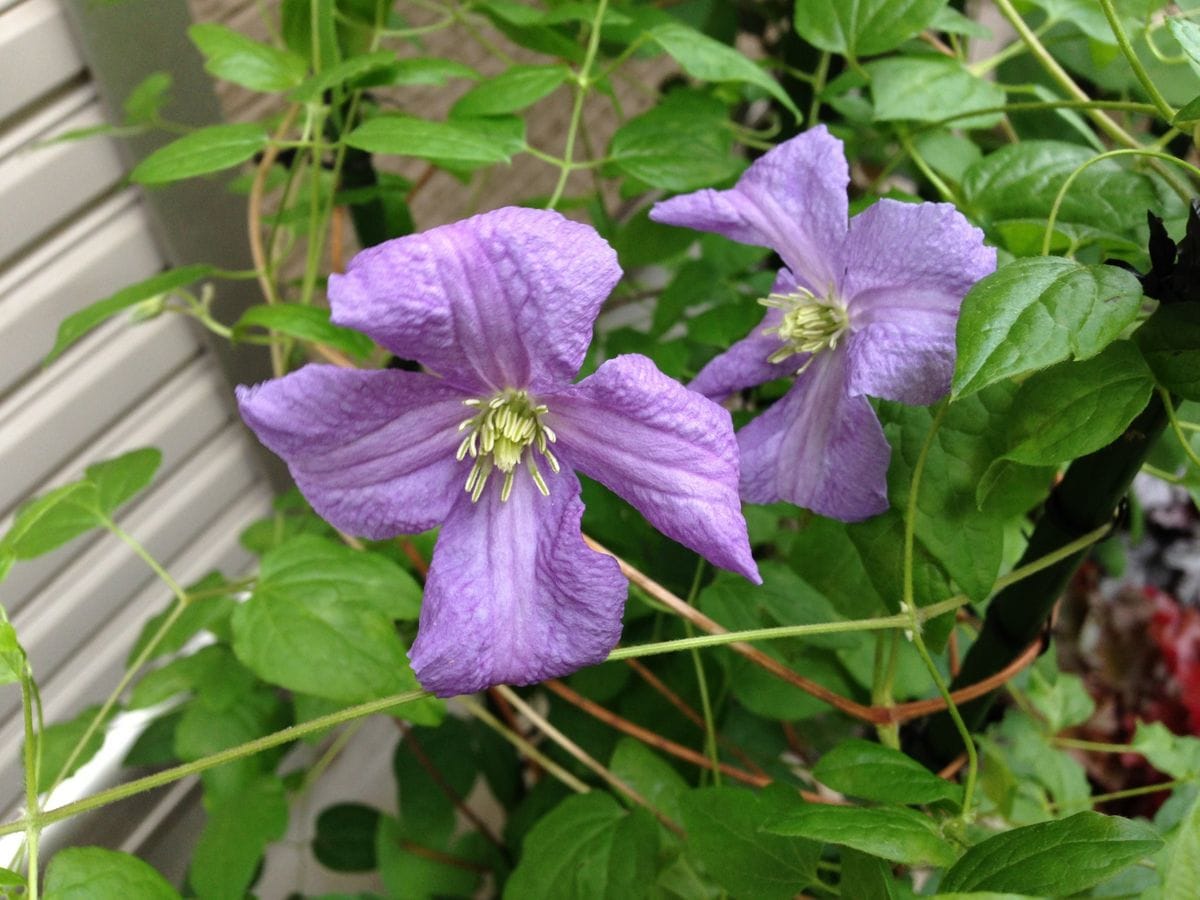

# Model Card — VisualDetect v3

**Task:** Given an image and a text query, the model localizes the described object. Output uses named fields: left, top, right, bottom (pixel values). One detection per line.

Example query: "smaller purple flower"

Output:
left=650, top=126, right=996, bottom=521
left=236, top=207, right=759, bottom=697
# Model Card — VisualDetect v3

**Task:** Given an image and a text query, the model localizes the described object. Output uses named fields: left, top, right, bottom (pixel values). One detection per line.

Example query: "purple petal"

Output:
left=236, top=366, right=467, bottom=537
left=546, top=355, right=759, bottom=582
left=650, top=127, right=849, bottom=292
left=410, top=466, right=627, bottom=696
left=690, top=270, right=805, bottom=401
left=845, top=322, right=956, bottom=405
left=840, top=199, right=995, bottom=326
left=738, top=351, right=890, bottom=521
left=328, top=207, right=621, bottom=393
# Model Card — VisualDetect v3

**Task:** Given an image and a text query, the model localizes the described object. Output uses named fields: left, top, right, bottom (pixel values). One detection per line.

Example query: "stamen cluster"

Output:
left=456, top=389, right=560, bottom=502
left=761, top=288, right=849, bottom=371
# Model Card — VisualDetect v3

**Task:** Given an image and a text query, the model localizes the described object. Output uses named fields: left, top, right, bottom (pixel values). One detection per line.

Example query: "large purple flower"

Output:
left=236, top=207, right=758, bottom=697
left=650, top=126, right=996, bottom=521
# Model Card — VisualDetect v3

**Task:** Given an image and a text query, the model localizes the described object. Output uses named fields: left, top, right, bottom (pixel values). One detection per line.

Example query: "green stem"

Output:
left=683, top=562, right=721, bottom=786
left=1161, top=388, right=1200, bottom=470
left=808, top=51, right=830, bottom=126
left=0, top=690, right=430, bottom=838
left=1097, top=0, right=1175, bottom=122
left=546, top=0, right=607, bottom=209
left=21, top=674, right=39, bottom=900
left=1051, top=778, right=1189, bottom=811
left=458, top=697, right=590, bottom=794
left=922, top=99, right=1160, bottom=131
left=106, top=521, right=187, bottom=604
left=896, top=127, right=957, bottom=204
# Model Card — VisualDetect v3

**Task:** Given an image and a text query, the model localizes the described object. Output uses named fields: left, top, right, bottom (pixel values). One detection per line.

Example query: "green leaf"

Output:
left=994, top=341, right=1154, bottom=467
left=43, top=847, right=180, bottom=900
left=814, top=739, right=962, bottom=805
left=504, top=793, right=658, bottom=900
left=952, top=257, right=1144, bottom=399
left=0, top=482, right=102, bottom=561
left=290, top=50, right=401, bottom=102
left=649, top=22, right=799, bottom=118
left=344, top=116, right=513, bottom=165
left=1135, top=302, right=1200, bottom=401
left=0, top=866, right=25, bottom=888
left=377, top=815, right=482, bottom=900
left=1131, top=721, right=1200, bottom=779
left=391, top=56, right=479, bottom=86
left=190, top=776, right=288, bottom=900
left=123, top=72, right=172, bottom=125
left=870, top=57, right=1004, bottom=127
left=840, top=848, right=899, bottom=899
left=231, top=536, right=433, bottom=707
left=451, top=64, right=569, bottom=117
left=767, top=804, right=958, bottom=867
left=86, top=447, right=161, bottom=515
left=793, top=0, right=948, bottom=57
left=188, top=23, right=307, bottom=92
left=1165, top=793, right=1200, bottom=900
left=962, top=141, right=1157, bottom=235
left=1174, top=93, right=1200, bottom=125
left=1168, top=18, right=1200, bottom=75
left=609, top=738, right=689, bottom=824
left=233, top=304, right=375, bottom=360
left=609, top=90, right=740, bottom=192
left=130, top=124, right=268, bottom=185
left=34, top=705, right=111, bottom=793
left=46, top=264, right=215, bottom=363
left=1025, top=671, right=1094, bottom=733
left=126, top=577, right=237, bottom=666
left=940, top=811, right=1162, bottom=894
left=393, top=718, right=479, bottom=846
left=0, top=616, right=25, bottom=685
left=680, top=786, right=820, bottom=898
left=314, top=803, right=381, bottom=872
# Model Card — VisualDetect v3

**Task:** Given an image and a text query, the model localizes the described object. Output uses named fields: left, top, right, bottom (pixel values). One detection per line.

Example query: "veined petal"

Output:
left=547, top=355, right=759, bottom=582
left=650, top=126, right=849, bottom=292
left=738, top=351, right=889, bottom=521
left=840, top=199, right=995, bottom=326
left=328, top=207, right=621, bottom=393
left=236, top=366, right=466, bottom=536
left=846, top=321, right=956, bottom=405
left=410, top=467, right=627, bottom=697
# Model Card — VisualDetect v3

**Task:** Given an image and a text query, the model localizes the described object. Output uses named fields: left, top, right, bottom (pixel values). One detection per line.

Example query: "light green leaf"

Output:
left=1168, top=18, right=1200, bottom=76
left=123, top=72, right=172, bottom=125
left=1026, top=671, right=1094, bottom=733
left=1165, top=793, right=1200, bottom=900
left=1131, top=721, right=1200, bottom=779
left=231, top=536, right=433, bottom=708
left=344, top=116, right=513, bottom=165
left=86, top=447, right=162, bottom=515
left=952, top=257, right=1144, bottom=399
left=995, top=341, right=1154, bottom=467
left=190, top=776, right=288, bottom=900
left=814, top=739, right=962, bottom=805
left=793, top=0, right=949, bottom=57
left=377, top=815, right=483, bottom=900
left=34, top=705, right=111, bottom=793
left=130, top=124, right=268, bottom=185
left=940, top=811, right=1162, bottom=894
left=649, top=22, right=799, bottom=118
left=188, top=23, right=308, bottom=92
left=43, top=847, right=180, bottom=900
left=610, top=738, right=689, bottom=824
left=1135, top=302, right=1200, bottom=401
left=0, top=482, right=102, bottom=561
left=233, top=304, right=374, bottom=360
left=503, top=793, right=658, bottom=900
left=451, top=64, right=569, bottom=117
left=126, top=575, right=237, bottom=666
left=679, top=786, right=820, bottom=899
left=767, top=804, right=958, bottom=867
left=290, top=50, right=401, bottom=102
left=0, top=616, right=24, bottom=685
left=391, top=56, right=479, bottom=86
left=0, top=866, right=24, bottom=888
left=609, top=90, right=740, bottom=191
left=870, top=56, right=1004, bottom=127
left=46, top=264, right=215, bottom=363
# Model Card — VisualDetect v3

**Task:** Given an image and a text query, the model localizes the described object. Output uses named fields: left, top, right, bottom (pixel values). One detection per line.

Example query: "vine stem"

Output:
left=21, top=674, right=39, bottom=900
left=681, top=560, right=721, bottom=785
left=1161, top=388, right=1200, bottom=470
left=1097, top=0, right=1176, bottom=122
left=458, top=697, right=589, bottom=794
left=546, top=0, right=608, bottom=209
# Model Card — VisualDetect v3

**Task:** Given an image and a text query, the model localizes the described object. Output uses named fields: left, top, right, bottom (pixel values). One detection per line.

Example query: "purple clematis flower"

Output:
left=650, top=126, right=996, bottom=521
left=236, top=207, right=759, bottom=697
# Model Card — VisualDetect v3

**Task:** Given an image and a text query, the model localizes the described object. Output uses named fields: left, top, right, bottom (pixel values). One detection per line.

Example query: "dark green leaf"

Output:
left=649, top=23, right=799, bottom=118
left=504, top=793, right=658, bottom=900
left=940, top=811, right=1162, bottom=894
left=814, top=739, right=962, bottom=805
left=290, top=51, right=401, bottom=102
left=610, top=738, right=689, bottom=823
left=609, top=91, right=740, bottom=192
left=840, top=848, right=899, bottom=899
left=393, top=718, right=479, bottom=846
left=126, top=581, right=237, bottom=666
left=793, top=0, right=948, bottom=57
left=46, top=264, right=215, bottom=363
left=188, top=23, right=307, bottom=92
left=377, top=815, right=482, bottom=900
left=344, top=116, right=513, bottom=165
left=953, top=257, right=1144, bottom=399
left=0, top=866, right=24, bottom=888
left=190, top=776, right=288, bottom=900
left=314, top=803, right=381, bottom=872
left=995, top=341, right=1154, bottom=467
left=43, top=848, right=180, bottom=900
left=130, top=124, right=268, bottom=185
left=870, top=57, right=1004, bottom=127
left=680, top=786, right=820, bottom=899
left=1135, top=302, right=1200, bottom=400
left=451, top=64, right=569, bottom=117
left=86, top=447, right=161, bottom=515
left=768, top=803, right=957, bottom=867
left=34, top=705, right=111, bottom=794
left=233, top=304, right=375, bottom=360
left=1175, top=94, right=1200, bottom=125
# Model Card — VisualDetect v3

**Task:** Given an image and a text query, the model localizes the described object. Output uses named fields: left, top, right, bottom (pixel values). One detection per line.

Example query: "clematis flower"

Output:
left=650, top=126, right=995, bottom=521
left=236, top=207, right=758, bottom=697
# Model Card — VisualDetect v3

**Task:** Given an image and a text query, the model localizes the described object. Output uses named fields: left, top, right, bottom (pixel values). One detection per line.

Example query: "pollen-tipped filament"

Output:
left=760, top=286, right=848, bottom=372
left=456, top=389, right=560, bottom=502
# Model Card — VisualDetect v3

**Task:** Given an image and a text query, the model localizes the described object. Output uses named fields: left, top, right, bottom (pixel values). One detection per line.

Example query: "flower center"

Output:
left=760, top=287, right=848, bottom=370
left=456, top=388, right=560, bottom=502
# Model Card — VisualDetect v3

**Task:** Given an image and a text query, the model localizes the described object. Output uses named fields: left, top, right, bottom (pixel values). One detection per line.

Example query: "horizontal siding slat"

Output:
left=0, top=0, right=84, bottom=123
